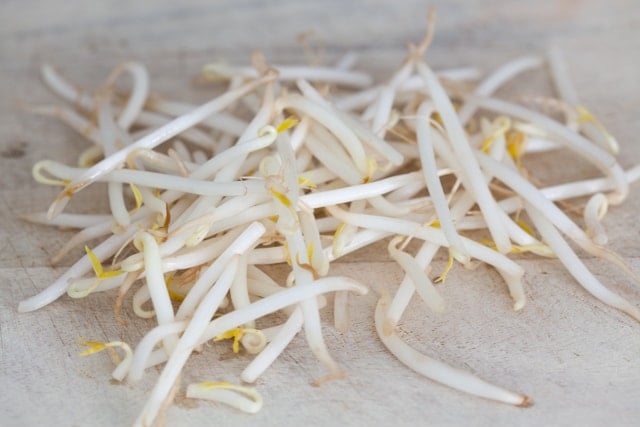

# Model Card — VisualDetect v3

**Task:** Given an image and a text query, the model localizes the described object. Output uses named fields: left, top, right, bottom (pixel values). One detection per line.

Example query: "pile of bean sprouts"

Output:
left=19, top=15, right=640, bottom=426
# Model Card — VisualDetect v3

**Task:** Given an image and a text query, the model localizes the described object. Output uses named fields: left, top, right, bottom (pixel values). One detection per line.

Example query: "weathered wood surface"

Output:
left=1, top=1, right=640, bottom=426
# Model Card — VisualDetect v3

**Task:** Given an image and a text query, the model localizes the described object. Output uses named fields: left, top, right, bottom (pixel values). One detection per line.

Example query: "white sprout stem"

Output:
left=174, top=222, right=266, bottom=320
left=386, top=177, right=429, bottom=202
left=230, top=253, right=255, bottom=328
left=108, top=341, right=134, bottom=381
left=135, top=110, right=217, bottom=149
left=339, top=111, right=405, bottom=166
left=136, top=232, right=178, bottom=353
left=584, top=193, right=609, bottom=245
left=446, top=181, right=544, bottom=251
left=186, top=382, right=263, bottom=414
left=497, top=164, right=640, bottom=212
left=216, top=82, right=275, bottom=179
left=386, top=129, right=532, bottom=319
left=333, top=86, right=381, bottom=111
left=97, top=98, right=131, bottom=229
left=371, top=58, right=414, bottom=136
left=200, top=276, right=367, bottom=343
left=276, top=129, right=302, bottom=208
left=470, top=96, right=628, bottom=204
left=41, top=64, right=94, bottom=110
left=375, top=297, right=531, bottom=406
left=436, top=67, right=482, bottom=81
left=332, top=199, right=366, bottom=259
left=197, top=203, right=276, bottom=243
left=492, top=205, right=546, bottom=253
left=158, top=130, right=277, bottom=209
left=298, top=166, right=337, bottom=189
left=326, top=229, right=392, bottom=262
left=457, top=55, right=543, bottom=125
left=416, top=102, right=469, bottom=262
left=239, top=91, right=261, bottom=114
left=525, top=203, right=640, bottom=322
left=172, top=193, right=271, bottom=237
left=131, top=277, right=367, bottom=378
left=325, top=206, right=524, bottom=296
left=171, top=140, right=192, bottom=164
left=48, top=72, right=276, bottom=219
left=547, top=47, right=618, bottom=154
left=334, top=51, right=358, bottom=70
left=440, top=139, right=542, bottom=251
left=332, top=68, right=479, bottom=112
left=192, top=150, right=208, bottom=165
left=137, top=185, right=167, bottom=218
left=18, top=227, right=136, bottom=312
left=299, top=172, right=421, bottom=208
left=416, top=61, right=511, bottom=253
left=385, top=242, right=440, bottom=334
left=288, top=114, right=312, bottom=152
left=104, top=61, right=150, bottom=130
left=294, top=78, right=404, bottom=166
left=246, top=278, right=292, bottom=305
left=126, top=148, right=186, bottom=174
left=105, top=171, right=266, bottom=197
left=299, top=207, right=329, bottom=276
left=388, top=236, right=445, bottom=313
left=524, top=137, right=562, bottom=153
left=176, top=85, right=276, bottom=224
left=27, top=105, right=103, bottom=145
left=35, top=159, right=268, bottom=197
left=120, top=215, right=245, bottom=272
left=203, top=63, right=373, bottom=88
left=305, top=127, right=364, bottom=184
left=247, top=265, right=284, bottom=289
left=546, top=48, right=578, bottom=106
left=132, top=284, right=155, bottom=319
left=474, top=152, right=610, bottom=255
left=134, top=257, right=240, bottom=427
left=272, top=174, right=343, bottom=376
left=67, top=276, right=123, bottom=298
left=129, top=321, right=187, bottom=382
left=76, top=140, right=105, bottom=162
left=243, top=246, right=276, bottom=269
left=19, top=212, right=111, bottom=229
left=240, top=329, right=267, bottom=354
left=241, top=307, right=304, bottom=383
left=277, top=94, right=369, bottom=176
left=148, top=98, right=248, bottom=136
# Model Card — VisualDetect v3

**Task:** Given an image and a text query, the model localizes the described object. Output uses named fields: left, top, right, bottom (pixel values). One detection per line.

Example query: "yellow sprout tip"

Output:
left=165, top=273, right=185, bottom=301
left=129, top=183, right=143, bottom=214
left=506, top=130, right=527, bottom=165
left=195, top=381, right=234, bottom=389
left=307, top=242, right=314, bottom=262
left=85, top=245, right=123, bottom=279
left=276, top=116, right=300, bottom=134
left=270, top=188, right=292, bottom=208
left=362, top=157, right=378, bottom=183
left=434, top=253, right=454, bottom=284
left=78, top=339, right=108, bottom=356
left=297, top=176, right=317, bottom=189
left=85, top=245, right=104, bottom=277
left=515, top=218, right=535, bottom=236
left=214, top=328, right=243, bottom=353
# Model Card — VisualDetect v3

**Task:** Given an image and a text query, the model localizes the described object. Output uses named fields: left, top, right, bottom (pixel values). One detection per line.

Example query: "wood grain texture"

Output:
left=1, top=1, right=640, bottom=426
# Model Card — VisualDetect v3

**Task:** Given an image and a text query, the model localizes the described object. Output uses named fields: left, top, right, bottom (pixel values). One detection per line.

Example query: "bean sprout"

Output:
left=17, top=11, right=639, bottom=426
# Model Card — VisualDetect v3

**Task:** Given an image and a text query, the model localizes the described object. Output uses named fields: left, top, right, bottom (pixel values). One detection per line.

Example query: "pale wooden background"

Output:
left=2, top=1, right=640, bottom=426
